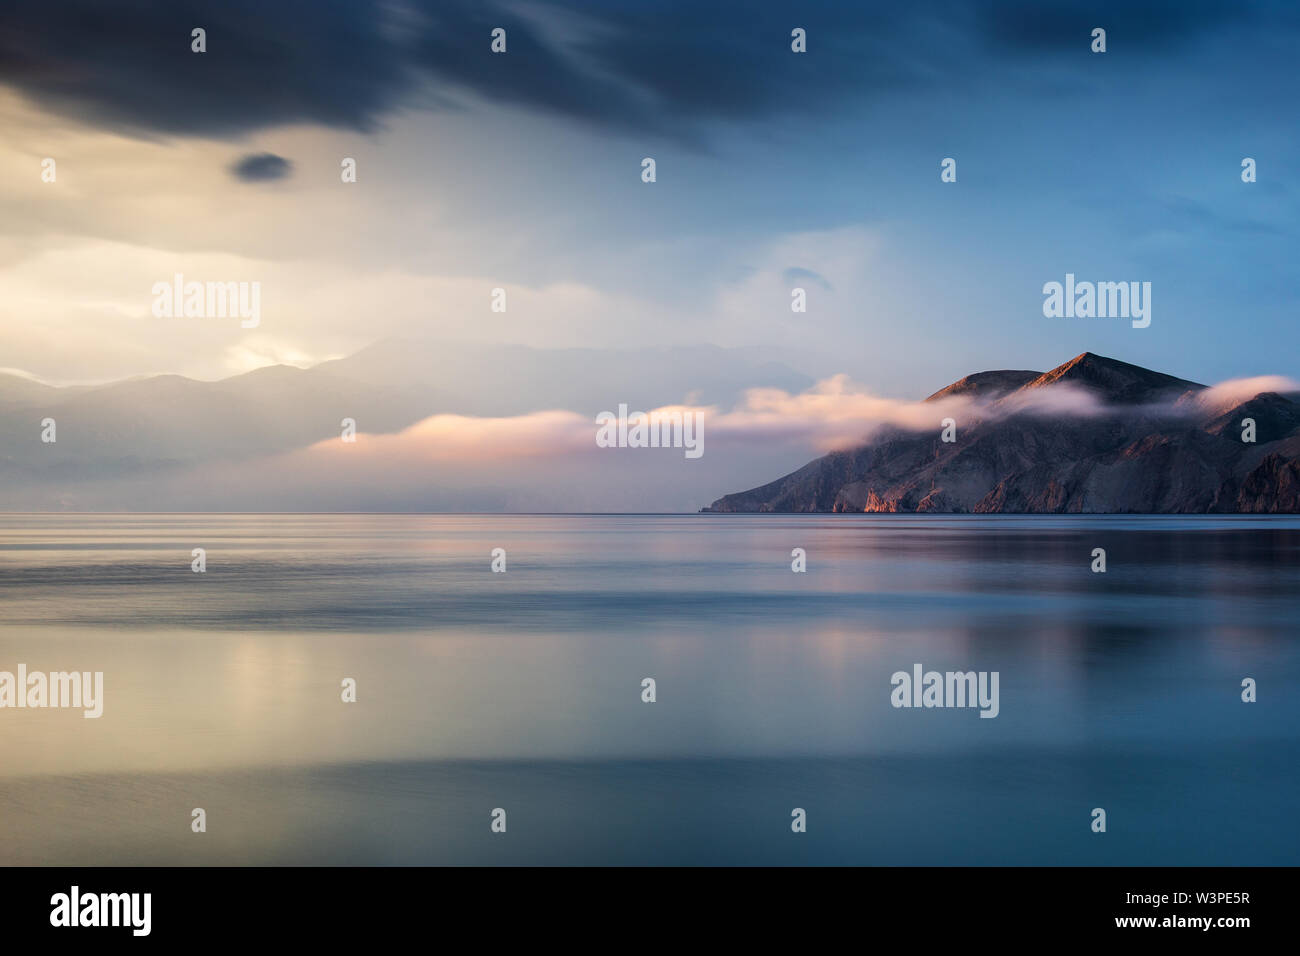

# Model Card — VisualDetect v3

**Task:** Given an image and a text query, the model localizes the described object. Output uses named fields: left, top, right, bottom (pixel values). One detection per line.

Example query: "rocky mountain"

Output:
left=704, top=353, right=1300, bottom=513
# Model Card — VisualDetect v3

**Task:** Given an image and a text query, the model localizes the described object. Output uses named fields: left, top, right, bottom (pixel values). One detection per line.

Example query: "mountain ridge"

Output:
left=704, top=353, right=1300, bottom=514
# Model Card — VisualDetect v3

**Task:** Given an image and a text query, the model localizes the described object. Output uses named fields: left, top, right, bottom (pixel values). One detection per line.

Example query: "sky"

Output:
left=3, top=0, right=1298, bottom=389
left=0, top=0, right=1298, bottom=509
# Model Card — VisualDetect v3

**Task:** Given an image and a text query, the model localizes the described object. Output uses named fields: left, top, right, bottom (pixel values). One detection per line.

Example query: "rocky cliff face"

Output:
left=704, top=353, right=1300, bottom=514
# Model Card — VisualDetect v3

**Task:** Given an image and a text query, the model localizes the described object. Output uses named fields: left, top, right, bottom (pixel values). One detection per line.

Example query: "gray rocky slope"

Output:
left=704, top=353, right=1300, bottom=513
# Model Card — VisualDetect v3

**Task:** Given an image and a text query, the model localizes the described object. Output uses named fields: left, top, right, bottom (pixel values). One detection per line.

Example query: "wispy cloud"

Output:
left=307, top=410, right=594, bottom=463
left=296, top=372, right=1165, bottom=466
left=1191, top=375, right=1300, bottom=415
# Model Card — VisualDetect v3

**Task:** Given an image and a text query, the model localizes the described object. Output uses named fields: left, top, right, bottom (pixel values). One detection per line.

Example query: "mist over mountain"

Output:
left=705, top=353, right=1300, bottom=514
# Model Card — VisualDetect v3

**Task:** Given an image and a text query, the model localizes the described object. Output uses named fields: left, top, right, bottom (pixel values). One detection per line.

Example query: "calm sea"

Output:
left=1, top=513, right=1297, bottom=865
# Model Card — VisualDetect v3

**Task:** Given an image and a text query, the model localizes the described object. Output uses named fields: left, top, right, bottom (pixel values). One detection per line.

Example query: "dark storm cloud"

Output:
left=230, top=152, right=292, bottom=182
left=973, top=0, right=1266, bottom=54
left=0, top=0, right=411, bottom=136
left=0, top=0, right=1288, bottom=141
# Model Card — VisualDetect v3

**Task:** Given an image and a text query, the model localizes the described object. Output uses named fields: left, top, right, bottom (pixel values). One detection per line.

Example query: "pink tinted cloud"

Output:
left=299, top=372, right=1298, bottom=464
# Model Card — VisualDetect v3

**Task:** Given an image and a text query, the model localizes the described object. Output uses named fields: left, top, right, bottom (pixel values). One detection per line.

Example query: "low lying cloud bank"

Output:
left=318, top=370, right=1299, bottom=464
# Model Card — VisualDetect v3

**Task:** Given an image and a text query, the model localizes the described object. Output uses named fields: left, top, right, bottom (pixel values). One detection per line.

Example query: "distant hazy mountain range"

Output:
left=705, top=353, right=1300, bottom=513
left=0, top=339, right=810, bottom=483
